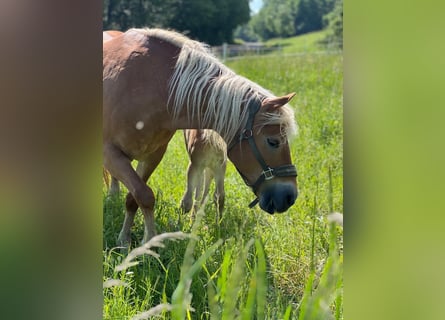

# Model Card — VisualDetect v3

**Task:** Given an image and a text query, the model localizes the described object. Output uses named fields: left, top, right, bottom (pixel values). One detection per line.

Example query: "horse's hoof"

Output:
left=117, top=232, right=131, bottom=249
left=180, top=199, right=192, bottom=213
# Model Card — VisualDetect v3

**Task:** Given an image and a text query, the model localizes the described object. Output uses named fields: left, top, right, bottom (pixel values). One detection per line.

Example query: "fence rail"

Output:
left=211, top=42, right=342, bottom=61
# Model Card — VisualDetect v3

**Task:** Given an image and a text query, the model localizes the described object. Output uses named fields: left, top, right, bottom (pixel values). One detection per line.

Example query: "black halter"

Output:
left=228, top=99, right=298, bottom=208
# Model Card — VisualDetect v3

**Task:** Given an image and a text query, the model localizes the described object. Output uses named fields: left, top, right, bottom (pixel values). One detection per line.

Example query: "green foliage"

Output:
left=102, top=0, right=250, bottom=45
left=103, top=0, right=179, bottom=30
left=252, top=0, right=298, bottom=38
left=170, top=0, right=250, bottom=45
left=294, top=0, right=335, bottom=35
left=234, top=24, right=261, bottom=43
left=102, top=0, right=342, bottom=45
left=322, top=0, right=343, bottom=48
left=103, top=52, right=343, bottom=319
left=250, top=0, right=339, bottom=41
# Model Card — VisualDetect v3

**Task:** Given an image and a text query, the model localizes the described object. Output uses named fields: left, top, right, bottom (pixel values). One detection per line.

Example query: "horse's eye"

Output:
left=267, top=138, right=280, bottom=148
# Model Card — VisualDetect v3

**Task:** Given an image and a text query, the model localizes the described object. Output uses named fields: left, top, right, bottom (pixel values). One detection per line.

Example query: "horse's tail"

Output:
left=103, top=167, right=111, bottom=189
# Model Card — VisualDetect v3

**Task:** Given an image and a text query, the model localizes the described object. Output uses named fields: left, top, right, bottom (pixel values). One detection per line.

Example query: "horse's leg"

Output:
left=214, top=162, right=226, bottom=218
left=193, top=169, right=206, bottom=212
left=104, top=143, right=168, bottom=246
left=104, top=144, right=155, bottom=246
left=118, top=161, right=150, bottom=246
left=200, top=169, right=213, bottom=207
left=109, top=176, right=120, bottom=196
left=123, top=145, right=169, bottom=245
left=180, top=162, right=200, bottom=213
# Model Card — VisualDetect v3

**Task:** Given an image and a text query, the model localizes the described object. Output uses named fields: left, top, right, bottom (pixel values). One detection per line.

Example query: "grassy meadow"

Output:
left=103, top=47, right=343, bottom=319
left=263, top=30, right=335, bottom=54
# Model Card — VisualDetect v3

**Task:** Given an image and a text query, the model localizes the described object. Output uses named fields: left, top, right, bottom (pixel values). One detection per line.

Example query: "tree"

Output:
left=250, top=0, right=338, bottom=40
left=234, top=24, right=261, bottom=42
left=251, top=0, right=298, bottom=40
left=322, top=0, right=343, bottom=48
left=103, top=0, right=180, bottom=30
left=294, top=0, right=335, bottom=35
left=169, top=0, right=250, bottom=45
left=102, top=0, right=250, bottom=45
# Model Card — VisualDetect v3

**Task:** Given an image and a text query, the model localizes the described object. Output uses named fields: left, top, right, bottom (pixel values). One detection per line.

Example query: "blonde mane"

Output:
left=133, top=28, right=297, bottom=143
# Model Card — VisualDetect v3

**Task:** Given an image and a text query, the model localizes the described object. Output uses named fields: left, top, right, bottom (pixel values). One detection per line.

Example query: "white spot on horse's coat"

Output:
left=136, top=121, right=144, bottom=130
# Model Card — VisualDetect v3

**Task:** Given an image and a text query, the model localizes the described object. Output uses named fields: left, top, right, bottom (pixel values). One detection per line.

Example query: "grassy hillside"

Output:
left=103, top=52, right=343, bottom=319
left=264, top=30, right=331, bottom=54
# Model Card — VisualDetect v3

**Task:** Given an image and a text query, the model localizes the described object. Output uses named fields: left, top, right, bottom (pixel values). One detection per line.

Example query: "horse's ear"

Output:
left=262, top=92, right=296, bottom=110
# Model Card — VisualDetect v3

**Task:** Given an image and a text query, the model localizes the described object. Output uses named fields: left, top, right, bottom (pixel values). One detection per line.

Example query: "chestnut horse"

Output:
left=103, top=28, right=298, bottom=246
left=104, top=31, right=227, bottom=210
left=180, top=129, right=227, bottom=215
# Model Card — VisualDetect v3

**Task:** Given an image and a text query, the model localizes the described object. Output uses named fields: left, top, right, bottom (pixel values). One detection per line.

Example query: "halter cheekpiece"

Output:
left=228, top=98, right=298, bottom=208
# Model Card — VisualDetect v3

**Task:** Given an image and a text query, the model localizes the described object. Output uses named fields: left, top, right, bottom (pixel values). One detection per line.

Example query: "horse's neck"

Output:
left=172, top=97, right=250, bottom=145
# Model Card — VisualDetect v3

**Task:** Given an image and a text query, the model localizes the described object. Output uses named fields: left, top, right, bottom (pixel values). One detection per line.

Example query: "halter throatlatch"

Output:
left=228, top=99, right=298, bottom=208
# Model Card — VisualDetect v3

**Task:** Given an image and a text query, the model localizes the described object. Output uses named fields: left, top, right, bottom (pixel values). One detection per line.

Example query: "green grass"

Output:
left=103, top=53, right=343, bottom=319
left=264, top=30, right=331, bottom=54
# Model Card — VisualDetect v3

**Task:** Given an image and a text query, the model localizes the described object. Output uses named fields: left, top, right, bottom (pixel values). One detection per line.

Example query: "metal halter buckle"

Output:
left=241, top=129, right=253, bottom=139
left=263, top=167, right=275, bottom=180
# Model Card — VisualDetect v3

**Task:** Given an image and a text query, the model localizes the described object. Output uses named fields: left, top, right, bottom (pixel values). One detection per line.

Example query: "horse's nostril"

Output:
left=259, top=185, right=298, bottom=214
left=286, top=192, right=297, bottom=207
left=286, top=194, right=293, bottom=206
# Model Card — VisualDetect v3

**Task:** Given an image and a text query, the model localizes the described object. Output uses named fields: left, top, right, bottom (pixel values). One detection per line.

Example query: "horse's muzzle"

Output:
left=258, top=183, right=298, bottom=214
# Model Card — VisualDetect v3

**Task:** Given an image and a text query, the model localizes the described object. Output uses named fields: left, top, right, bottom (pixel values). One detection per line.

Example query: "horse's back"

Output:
left=103, top=30, right=123, bottom=43
left=103, top=29, right=180, bottom=97
left=103, top=29, right=179, bottom=160
left=185, top=129, right=226, bottom=169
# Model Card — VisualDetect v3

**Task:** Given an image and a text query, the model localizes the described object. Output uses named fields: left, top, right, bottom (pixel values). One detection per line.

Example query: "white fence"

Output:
left=211, top=41, right=342, bottom=61
left=211, top=43, right=279, bottom=61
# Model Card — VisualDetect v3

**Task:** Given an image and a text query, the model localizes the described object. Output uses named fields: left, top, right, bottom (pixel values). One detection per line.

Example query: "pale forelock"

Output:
left=256, top=105, right=298, bottom=140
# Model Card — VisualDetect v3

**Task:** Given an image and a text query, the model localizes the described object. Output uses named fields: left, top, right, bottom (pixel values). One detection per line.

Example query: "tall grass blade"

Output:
left=207, top=278, right=220, bottom=320
left=131, top=303, right=172, bottom=320
left=255, top=240, right=267, bottom=320
left=282, top=305, right=292, bottom=320
left=240, top=268, right=257, bottom=320
left=297, top=272, right=315, bottom=320
left=240, top=239, right=267, bottom=320
left=221, top=239, right=254, bottom=320
left=171, top=206, right=223, bottom=319
left=328, top=166, right=334, bottom=213
left=115, top=232, right=191, bottom=272
left=335, top=259, right=343, bottom=320
left=298, top=223, right=342, bottom=319
left=310, top=194, right=317, bottom=275
left=217, top=246, right=233, bottom=303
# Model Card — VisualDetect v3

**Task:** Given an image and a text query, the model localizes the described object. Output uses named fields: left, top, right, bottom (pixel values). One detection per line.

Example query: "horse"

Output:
left=104, top=30, right=227, bottom=209
left=180, top=129, right=227, bottom=215
left=103, top=28, right=298, bottom=246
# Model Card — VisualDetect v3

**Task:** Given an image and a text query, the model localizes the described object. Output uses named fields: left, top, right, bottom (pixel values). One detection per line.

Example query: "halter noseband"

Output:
left=228, top=99, right=298, bottom=208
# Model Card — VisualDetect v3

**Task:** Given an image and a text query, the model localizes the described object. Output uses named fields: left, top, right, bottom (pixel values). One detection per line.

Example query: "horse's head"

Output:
left=228, top=93, right=298, bottom=214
